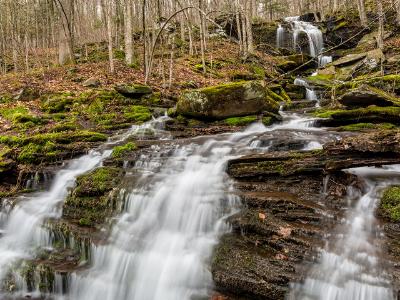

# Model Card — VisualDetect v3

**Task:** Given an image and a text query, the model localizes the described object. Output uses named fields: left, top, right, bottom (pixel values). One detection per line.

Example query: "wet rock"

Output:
left=82, top=77, right=101, bottom=87
left=212, top=171, right=356, bottom=300
left=115, top=84, right=153, bottom=98
left=339, top=85, right=400, bottom=107
left=176, top=81, right=279, bottom=120
left=63, top=167, right=124, bottom=227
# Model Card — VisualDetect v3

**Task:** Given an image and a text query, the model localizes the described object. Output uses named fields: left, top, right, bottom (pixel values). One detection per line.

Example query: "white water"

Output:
left=279, top=17, right=332, bottom=67
left=0, top=150, right=109, bottom=289
left=277, top=24, right=285, bottom=48
left=55, top=113, right=324, bottom=300
left=0, top=117, right=168, bottom=297
left=288, top=166, right=398, bottom=300
left=285, top=16, right=324, bottom=58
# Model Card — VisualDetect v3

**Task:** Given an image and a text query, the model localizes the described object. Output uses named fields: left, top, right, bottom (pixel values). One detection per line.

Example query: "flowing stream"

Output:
left=0, top=16, right=397, bottom=300
left=288, top=165, right=398, bottom=300
left=63, top=112, right=329, bottom=300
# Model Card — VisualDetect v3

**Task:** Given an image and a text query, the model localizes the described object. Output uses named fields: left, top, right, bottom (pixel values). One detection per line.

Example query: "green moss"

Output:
left=41, top=93, right=75, bottom=113
left=24, top=130, right=107, bottom=145
left=167, top=107, right=177, bottom=117
left=112, top=142, right=137, bottom=158
left=0, top=135, right=23, bottom=146
left=224, top=116, right=257, bottom=126
left=333, top=21, right=348, bottom=31
left=124, top=105, right=152, bottom=123
left=251, top=65, right=265, bottom=79
left=18, top=141, right=58, bottom=164
left=339, top=123, right=396, bottom=131
left=313, top=109, right=346, bottom=118
left=52, top=122, right=80, bottom=132
left=0, top=106, right=43, bottom=126
left=74, top=167, right=121, bottom=197
left=262, top=117, right=273, bottom=126
left=381, top=186, right=400, bottom=222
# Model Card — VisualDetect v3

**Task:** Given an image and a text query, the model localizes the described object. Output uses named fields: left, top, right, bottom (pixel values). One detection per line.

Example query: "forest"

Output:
left=0, top=0, right=400, bottom=299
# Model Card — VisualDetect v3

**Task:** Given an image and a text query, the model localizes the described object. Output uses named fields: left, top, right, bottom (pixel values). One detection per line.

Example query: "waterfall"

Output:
left=288, top=165, right=398, bottom=300
left=59, top=114, right=325, bottom=300
left=294, top=78, right=320, bottom=106
left=0, top=117, right=168, bottom=297
left=277, top=16, right=332, bottom=67
left=276, top=24, right=285, bottom=48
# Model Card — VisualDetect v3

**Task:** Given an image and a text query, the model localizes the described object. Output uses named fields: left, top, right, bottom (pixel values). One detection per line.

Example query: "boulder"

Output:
left=115, top=84, right=153, bottom=98
left=339, top=85, right=400, bottom=107
left=333, top=53, right=366, bottom=67
left=82, top=77, right=101, bottom=87
left=176, top=81, right=279, bottom=120
left=13, top=87, right=40, bottom=101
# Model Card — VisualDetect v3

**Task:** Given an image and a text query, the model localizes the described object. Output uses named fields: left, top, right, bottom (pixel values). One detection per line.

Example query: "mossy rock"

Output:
left=315, top=106, right=400, bottom=127
left=176, top=81, right=279, bottom=120
left=41, top=93, right=76, bottom=113
left=224, top=116, right=258, bottom=126
left=380, top=186, right=400, bottom=222
left=115, top=84, right=153, bottom=98
left=73, top=167, right=122, bottom=197
left=339, top=85, right=400, bottom=108
left=17, top=142, right=59, bottom=164
left=339, top=123, right=396, bottom=132
left=124, top=105, right=152, bottom=123
left=0, top=146, right=13, bottom=173
left=112, top=142, right=137, bottom=159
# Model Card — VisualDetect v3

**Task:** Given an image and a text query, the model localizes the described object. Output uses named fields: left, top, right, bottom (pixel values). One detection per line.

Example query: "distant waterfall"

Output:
left=277, top=16, right=332, bottom=67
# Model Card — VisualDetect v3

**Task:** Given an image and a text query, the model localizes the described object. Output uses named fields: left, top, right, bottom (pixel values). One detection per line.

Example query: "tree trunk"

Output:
left=106, top=0, right=114, bottom=73
left=124, top=0, right=133, bottom=65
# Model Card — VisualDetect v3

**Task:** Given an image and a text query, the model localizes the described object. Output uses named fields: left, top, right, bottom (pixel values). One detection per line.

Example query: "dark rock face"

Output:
left=299, top=12, right=320, bottom=22
left=212, top=134, right=400, bottom=299
left=176, top=81, right=279, bottom=120
left=212, top=170, right=356, bottom=299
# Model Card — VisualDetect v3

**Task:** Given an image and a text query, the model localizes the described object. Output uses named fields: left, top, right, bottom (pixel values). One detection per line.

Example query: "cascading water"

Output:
left=282, top=17, right=332, bottom=107
left=278, top=16, right=332, bottom=66
left=0, top=117, right=168, bottom=298
left=276, top=25, right=285, bottom=48
left=57, top=113, right=330, bottom=300
left=288, top=165, right=398, bottom=300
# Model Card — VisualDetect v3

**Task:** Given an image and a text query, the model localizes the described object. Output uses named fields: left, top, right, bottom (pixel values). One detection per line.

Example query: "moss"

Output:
left=24, top=130, right=107, bottom=145
left=124, top=105, right=152, bottom=123
left=74, top=167, right=121, bottom=197
left=112, top=142, right=137, bottom=159
left=0, top=135, right=23, bottom=146
left=262, top=117, right=273, bottom=126
left=167, top=107, right=177, bottom=117
left=224, top=116, right=257, bottom=126
left=18, top=141, right=58, bottom=164
left=333, top=21, right=348, bottom=31
left=41, top=93, right=76, bottom=113
left=52, top=122, right=80, bottom=132
left=0, top=106, right=43, bottom=126
left=339, top=123, right=396, bottom=131
left=381, top=186, right=400, bottom=222
left=313, top=109, right=346, bottom=118
left=251, top=65, right=265, bottom=79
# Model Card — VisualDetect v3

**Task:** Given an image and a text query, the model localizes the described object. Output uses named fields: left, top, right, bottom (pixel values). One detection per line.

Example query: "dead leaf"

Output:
left=258, top=212, right=266, bottom=221
left=278, top=227, right=292, bottom=238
